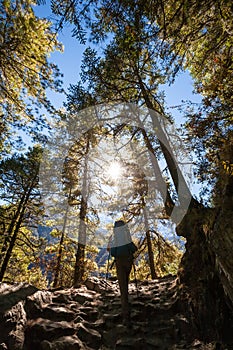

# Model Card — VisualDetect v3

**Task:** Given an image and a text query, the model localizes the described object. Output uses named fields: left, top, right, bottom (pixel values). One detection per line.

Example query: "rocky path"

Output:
left=0, top=276, right=228, bottom=349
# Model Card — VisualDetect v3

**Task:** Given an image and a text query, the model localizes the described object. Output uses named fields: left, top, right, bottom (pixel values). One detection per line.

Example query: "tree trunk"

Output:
left=74, top=209, right=87, bottom=285
left=53, top=229, right=65, bottom=288
left=74, top=242, right=85, bottom=285
left=142, top=199, right=157, bottom=279
left=73, top=134, right=90, bottom=286
left=0, top=204, right=26, bottom=281
left=53, top=188, right=72, bottom=288
left=137, top=78, right=233, bottom=341
left=139, top=126, right=174, bottom=216
left=137, top=75, right=192, bottom=209
left=0, top=195, right=26, bottom=265
left=0, top=173, right=37, bottom=282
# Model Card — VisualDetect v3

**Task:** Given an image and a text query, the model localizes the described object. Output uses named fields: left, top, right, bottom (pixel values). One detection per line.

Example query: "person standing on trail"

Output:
left=108, top=220, right=137, bottom=324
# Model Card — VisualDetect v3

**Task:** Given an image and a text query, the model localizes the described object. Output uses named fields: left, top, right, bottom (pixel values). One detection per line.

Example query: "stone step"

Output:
left=1, top=275, right=215, bottom=350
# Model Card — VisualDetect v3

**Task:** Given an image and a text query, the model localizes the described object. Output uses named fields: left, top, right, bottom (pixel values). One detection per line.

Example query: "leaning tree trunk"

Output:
left=0, top=203, right=26, bottom=281
left=0, top=178, right=36, bottom=282
left=0, top=194, right=26, bottom=265
left=138, top=81, right=233, bottom=342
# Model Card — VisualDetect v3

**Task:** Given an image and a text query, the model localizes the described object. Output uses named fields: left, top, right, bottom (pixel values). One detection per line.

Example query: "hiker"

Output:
left=108, top=219, right=137, bottom=324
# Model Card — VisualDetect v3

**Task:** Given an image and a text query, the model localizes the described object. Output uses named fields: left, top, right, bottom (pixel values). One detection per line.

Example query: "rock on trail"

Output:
left=0, top=276, right=230, bottom=349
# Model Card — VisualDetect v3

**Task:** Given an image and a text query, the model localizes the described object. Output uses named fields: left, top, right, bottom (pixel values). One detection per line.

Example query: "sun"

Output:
left=107, top=161, right=123, bottom=180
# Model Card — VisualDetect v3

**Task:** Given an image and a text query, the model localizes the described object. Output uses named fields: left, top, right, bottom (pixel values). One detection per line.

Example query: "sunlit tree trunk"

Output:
left=139, top=126, right=174, bottom=216
left=137, top=73, right=192, bottom=207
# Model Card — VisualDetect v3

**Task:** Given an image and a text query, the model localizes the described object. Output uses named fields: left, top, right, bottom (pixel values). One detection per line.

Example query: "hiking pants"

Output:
left=115, top=255, right=133, bottom=318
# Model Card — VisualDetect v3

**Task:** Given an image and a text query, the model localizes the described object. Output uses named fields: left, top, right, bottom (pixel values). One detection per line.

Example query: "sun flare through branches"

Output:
left=107, top=161, right=123, bottom=181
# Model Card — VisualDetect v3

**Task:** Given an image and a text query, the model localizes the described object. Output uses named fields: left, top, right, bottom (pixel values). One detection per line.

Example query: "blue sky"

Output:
left=32, top=4, right=205, bottom=242
left=35, top=3, right=202, bottom=203
left=35, top=3, right=202, bottom=126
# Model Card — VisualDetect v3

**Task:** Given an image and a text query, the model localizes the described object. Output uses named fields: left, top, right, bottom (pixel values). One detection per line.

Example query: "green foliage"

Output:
left=50, top=0, right=87, bottom=43
left=43, top=239, right=99, bottom=287
left=0, top=145, right=42, bottom=206
left=0, top=0, right=63, bottom=153
left=0, top=146, right=44, bottom=282
left=83, top=245, right=99, bottom=280
left=61, top=13, right=185, bottom=280
left=156, top=0, right=232, bottom=105
left=44, top=235, right=77, bottom=287
left=99, top=255, right=116, bottom=279
left=53, top=0, right=232, bottom=204
left=2, top=226, right=47, bottom=288
left=135, top=235, right=183, bottom=279
left=35, top=0, right=233, bottom=291
left=153, top=0, right=232, bottom=199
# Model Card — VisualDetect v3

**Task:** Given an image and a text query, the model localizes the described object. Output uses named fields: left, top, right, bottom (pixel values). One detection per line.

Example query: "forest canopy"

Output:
left=0, top=0, right=232, bottom=290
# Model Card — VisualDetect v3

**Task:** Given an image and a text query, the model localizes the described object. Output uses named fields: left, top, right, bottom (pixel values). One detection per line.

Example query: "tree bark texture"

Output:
left=176, top=198, right=233, bottom=343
